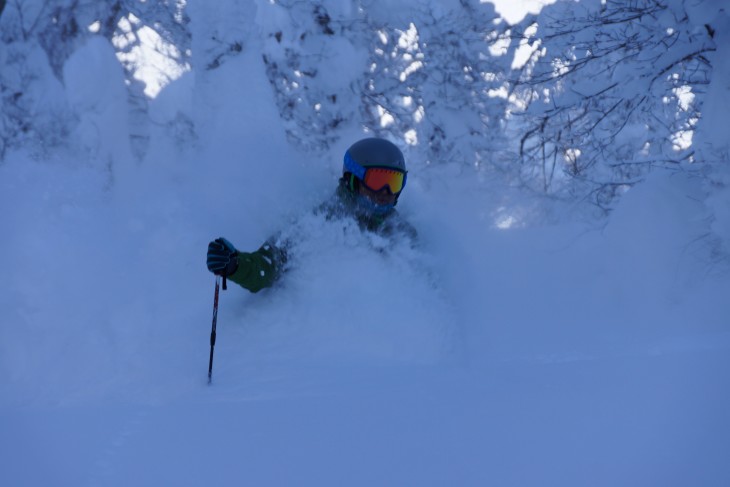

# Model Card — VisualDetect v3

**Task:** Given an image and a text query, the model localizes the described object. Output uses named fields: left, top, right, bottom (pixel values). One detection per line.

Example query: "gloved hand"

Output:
left=206, top=237, right=239, bottom=276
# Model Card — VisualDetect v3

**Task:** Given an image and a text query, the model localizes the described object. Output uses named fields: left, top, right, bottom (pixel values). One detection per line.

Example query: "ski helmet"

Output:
left=344, top=138, right=406, bottom=173
left=343, top=138, right=407, bottom=195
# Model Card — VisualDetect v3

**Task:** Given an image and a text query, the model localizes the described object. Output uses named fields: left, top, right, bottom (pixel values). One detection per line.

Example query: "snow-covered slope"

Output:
left=1, top=1, right=729, bottom=486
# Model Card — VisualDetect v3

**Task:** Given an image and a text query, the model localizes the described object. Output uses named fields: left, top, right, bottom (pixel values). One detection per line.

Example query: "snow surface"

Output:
left=1, top=2, right=729, bottom=486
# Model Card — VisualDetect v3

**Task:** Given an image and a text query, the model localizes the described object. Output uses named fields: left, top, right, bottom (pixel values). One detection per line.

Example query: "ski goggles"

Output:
left=344, top=152, right=407, bottom=194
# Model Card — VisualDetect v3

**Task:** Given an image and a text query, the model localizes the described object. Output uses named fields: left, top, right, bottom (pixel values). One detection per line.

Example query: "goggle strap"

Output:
left=343, top=152, right=367, bottom=180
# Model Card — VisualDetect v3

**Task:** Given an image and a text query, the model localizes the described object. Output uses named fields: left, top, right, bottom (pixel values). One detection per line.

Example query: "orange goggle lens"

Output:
left=362, top=168, right=406, bottom=194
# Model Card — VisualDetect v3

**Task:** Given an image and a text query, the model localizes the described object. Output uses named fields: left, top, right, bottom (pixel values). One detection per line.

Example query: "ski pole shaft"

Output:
left=208, top=275, right=221, bottom=384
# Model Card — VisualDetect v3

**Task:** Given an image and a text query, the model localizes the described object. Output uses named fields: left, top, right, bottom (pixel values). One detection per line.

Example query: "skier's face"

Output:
left=358, top=181, right=398, bottom=206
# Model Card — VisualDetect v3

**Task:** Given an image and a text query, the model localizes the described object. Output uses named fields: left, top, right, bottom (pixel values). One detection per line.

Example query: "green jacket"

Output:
left=228, top=181, right=416, bottom=293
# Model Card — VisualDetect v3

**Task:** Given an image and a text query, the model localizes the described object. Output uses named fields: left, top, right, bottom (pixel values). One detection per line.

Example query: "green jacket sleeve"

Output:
left=228, top=242, right=286, bottom=293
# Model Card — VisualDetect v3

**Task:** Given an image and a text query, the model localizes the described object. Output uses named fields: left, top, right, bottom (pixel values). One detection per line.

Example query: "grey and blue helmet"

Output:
left=343, top=138, right=407, bottom=193
left=344, top=138, right=406, bottom=173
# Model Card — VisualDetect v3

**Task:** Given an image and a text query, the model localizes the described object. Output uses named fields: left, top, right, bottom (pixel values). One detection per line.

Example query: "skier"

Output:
left=206, top=137, right=414, bottom=293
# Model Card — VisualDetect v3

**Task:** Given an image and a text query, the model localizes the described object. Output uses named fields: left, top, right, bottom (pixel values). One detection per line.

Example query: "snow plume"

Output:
left=226, top=210, right=457, bottom=367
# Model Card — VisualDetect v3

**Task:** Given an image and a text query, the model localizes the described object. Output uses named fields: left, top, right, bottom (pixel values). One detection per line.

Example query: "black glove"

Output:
left=207, top=237, right=239, bottom=276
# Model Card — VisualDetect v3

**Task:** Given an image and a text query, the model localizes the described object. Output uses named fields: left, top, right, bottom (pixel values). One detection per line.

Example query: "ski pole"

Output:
left=208, top=275, right=225, bottom=384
